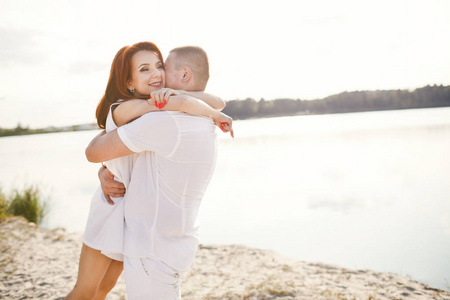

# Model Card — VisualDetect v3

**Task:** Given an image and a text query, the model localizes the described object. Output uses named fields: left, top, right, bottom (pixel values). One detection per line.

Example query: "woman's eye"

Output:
left=140, top=68, right=149, bottom=72
left=157, top=65, right=164, bottom=70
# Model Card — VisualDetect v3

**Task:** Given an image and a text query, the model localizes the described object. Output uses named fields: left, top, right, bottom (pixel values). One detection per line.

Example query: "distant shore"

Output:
left=2, top=84, right=449, bottom=138
left=0, top=123, right=98, bottom=138
left=1, top=217, right=449, bottom=299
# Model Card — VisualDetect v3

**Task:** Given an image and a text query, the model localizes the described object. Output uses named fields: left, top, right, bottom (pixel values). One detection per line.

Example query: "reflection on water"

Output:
left=0, top=107, right=449, bottom=290
left=200, top=107, right=450, bottom=291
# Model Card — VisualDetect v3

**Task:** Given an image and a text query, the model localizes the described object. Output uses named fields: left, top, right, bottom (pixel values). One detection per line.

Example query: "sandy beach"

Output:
left=1, top=217, right=449, bottom=300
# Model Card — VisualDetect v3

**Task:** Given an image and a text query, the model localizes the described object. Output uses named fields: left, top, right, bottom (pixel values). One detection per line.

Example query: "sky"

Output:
left=1, top=0, right=449, bottom=128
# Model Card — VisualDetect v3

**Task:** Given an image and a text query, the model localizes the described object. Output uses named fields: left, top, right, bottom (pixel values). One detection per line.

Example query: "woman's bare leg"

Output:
left=94, top=259, right=123, bottom=300
left=66, top=243, right=115, bottom=300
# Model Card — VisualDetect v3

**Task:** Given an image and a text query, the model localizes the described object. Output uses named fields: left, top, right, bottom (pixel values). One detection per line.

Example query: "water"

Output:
left=1, top=107, right=449, bottom=290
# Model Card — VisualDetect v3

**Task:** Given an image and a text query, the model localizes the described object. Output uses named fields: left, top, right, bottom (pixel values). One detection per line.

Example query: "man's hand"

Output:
left=98, top=166, right=126, bottom=205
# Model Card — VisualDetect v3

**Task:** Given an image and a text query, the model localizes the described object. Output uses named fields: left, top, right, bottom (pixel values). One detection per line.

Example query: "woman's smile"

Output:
left=129, top=50, right=166, bottom=96
left=149, top=81, right=163, bottom=88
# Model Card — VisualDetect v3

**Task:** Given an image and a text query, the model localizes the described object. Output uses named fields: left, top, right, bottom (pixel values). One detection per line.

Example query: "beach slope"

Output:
left=1, top=217, right=448, bottom=299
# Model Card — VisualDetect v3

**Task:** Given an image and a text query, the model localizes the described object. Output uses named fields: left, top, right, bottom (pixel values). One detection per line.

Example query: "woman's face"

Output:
left=128, top=50, right=165, bottom=97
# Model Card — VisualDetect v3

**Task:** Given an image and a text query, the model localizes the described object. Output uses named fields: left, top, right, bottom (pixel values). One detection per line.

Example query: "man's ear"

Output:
left=181, top=66, right=192, bottom=82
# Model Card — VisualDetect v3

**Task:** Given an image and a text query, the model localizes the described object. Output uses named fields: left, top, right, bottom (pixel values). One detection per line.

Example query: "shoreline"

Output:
left=1, top=217, right=449, bottom=299
left=2, top=105, right=450, bottom=139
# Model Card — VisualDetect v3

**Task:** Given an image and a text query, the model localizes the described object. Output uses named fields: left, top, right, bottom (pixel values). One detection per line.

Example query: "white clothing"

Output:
left=84, top=107, right=217, bottom=275
left=83, top=104, right=135, bottom=261
left=117, top=111, right=217, bottom=272
left=124, top=256, right=182, bottom=300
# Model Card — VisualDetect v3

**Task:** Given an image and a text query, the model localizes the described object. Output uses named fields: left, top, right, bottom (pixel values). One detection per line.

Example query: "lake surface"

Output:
left=1, top=107, right=449, bottom=290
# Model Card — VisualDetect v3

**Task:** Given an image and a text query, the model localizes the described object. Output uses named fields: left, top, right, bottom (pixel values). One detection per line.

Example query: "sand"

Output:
left=1, top=217, right=449, bottom=300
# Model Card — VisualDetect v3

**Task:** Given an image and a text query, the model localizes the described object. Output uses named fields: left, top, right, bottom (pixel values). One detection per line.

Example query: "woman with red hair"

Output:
left=65, top=41, right=232, bottom=299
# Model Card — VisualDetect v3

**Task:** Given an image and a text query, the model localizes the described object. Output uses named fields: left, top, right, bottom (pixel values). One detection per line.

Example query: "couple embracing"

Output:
left=65, top=42, right=233, bottom=299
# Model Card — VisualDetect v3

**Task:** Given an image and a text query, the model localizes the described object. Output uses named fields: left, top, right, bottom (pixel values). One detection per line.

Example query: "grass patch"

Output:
left=0, top=184, right=48, bottom=225
left=0, top=188, right=8, bottom=222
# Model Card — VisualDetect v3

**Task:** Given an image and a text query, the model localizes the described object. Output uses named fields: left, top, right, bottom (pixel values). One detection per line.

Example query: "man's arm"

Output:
left=98, top=166, right=126, bottom=204
left=85, top=130, right=134, bottom=163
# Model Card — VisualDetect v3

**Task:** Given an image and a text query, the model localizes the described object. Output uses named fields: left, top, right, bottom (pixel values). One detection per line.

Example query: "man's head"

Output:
left=164, top=46, right=210, bottom=91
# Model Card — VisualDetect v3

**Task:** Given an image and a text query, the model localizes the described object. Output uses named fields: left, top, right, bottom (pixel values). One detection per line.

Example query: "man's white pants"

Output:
left=124, top=256, right=182, bottom=300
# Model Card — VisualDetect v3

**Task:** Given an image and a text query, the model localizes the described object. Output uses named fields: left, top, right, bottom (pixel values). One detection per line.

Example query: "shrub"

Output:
left=0, top=188, right=8, bottom=222
left=7, top=184, right=48, bottom=225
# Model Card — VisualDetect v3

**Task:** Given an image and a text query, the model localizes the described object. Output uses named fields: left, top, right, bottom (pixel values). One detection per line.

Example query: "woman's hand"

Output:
left=213, top=112, right=234, bottom=138
left=148, top=88, right=179, bottom=109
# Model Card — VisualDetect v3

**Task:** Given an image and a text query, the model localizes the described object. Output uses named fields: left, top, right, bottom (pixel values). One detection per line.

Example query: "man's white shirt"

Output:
left=117, top=111, right=218, bottom=271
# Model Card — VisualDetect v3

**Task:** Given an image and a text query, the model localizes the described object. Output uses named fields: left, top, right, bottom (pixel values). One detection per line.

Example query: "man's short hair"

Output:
left=169, top=46, right=210, bottom=90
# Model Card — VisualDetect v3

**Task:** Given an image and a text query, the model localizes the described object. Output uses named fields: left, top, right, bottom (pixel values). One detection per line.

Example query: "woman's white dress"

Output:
left=83, top=103, right=136, bottom=261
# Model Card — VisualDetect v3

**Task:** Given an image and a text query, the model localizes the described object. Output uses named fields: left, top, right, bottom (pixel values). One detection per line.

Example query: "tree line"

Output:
left=222, top=84, right=450, bottom=120
left=1, top=84, right=449, bottom=137
left=0, top=124, right=89, bottom=137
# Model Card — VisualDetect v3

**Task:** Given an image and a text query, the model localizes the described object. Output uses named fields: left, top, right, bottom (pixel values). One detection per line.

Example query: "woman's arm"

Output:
left=178, top=91, right=226, bottom=111
left=149, top=88, right=225, bottom=111
left=112, top=99, right=160, bottom=127
left=113, top=94, right=232, bottom=132
left=166, top=95, right=234, bottom=137
left=113, top=89, right=220, bottom=127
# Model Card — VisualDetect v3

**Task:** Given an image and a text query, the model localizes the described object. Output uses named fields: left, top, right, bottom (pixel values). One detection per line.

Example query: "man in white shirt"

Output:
left=87, top=46, right=232, bottom=299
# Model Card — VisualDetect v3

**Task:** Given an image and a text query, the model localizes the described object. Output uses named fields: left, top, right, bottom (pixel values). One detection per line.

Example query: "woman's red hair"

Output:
left=95, top=42, right=164, bottom=128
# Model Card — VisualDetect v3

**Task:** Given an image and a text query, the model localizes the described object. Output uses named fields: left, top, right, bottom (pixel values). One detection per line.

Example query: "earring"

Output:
left=129, top=87, right=135, bottom=93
